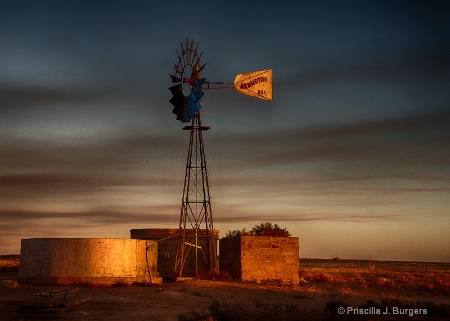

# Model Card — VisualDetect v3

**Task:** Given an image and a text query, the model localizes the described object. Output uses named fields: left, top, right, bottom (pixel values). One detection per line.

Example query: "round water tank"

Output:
left=20, top=238, right=159, bottom=285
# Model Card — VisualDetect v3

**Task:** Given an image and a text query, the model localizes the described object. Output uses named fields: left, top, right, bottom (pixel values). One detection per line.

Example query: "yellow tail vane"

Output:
left=234, top=69, right=272, bottom=101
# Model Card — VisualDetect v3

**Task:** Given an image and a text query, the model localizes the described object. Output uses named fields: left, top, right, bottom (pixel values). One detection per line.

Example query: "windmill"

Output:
left=169, top=39, right=272, bottom=277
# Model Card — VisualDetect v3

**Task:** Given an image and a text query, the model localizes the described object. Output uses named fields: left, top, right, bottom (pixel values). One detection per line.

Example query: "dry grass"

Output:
left=1, top=257, right=448, bottom=320
left=0, top=257, right=20, bottom=272
left=299, top=266, right=450, bottom=296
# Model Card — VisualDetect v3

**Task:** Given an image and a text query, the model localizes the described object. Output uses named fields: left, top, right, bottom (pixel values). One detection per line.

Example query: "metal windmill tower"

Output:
left=168, top=39, right=272, bottom=277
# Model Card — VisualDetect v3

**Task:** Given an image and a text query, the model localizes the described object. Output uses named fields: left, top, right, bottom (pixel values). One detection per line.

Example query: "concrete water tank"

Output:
left=20, top=238, right=160, bottom=285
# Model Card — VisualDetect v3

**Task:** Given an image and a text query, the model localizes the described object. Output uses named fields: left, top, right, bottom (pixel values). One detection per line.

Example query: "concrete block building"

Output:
left=219, top=235, right=299, bottom=284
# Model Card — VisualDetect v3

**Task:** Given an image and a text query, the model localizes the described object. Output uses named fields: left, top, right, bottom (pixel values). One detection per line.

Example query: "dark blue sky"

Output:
left=1, top=1, right=449, bottom=261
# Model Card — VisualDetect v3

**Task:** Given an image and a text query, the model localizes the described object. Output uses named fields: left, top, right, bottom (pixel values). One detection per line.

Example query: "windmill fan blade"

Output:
left=178, top=113, right=190, bottom=123
left=192, top=86, right=204, bottom=101
left=193, top=78, right=206, bottom=87
left=170, top=91, right=196, bottom=123
left=170, top=92, right=183, bottom=109
left=169, top=84, right=182, bottom=95
left=171, top=99, right=188, bottom=122
left=174, top=100, right=189, bottom=122
left=192, top=64, right=206, bottom=78
left=170, top=74, right=181, bottom=83
left=177, top=113, right=190, bottom=123
left=186, top=93, right=200, bottom=120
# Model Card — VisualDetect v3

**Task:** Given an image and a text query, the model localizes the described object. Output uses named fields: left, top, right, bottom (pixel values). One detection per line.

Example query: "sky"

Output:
left=1, top=0, right=449, bottom=262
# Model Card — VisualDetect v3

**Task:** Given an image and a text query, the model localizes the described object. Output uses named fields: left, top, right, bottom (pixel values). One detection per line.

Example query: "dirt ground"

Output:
left=1, top=273, right=449, bottom=321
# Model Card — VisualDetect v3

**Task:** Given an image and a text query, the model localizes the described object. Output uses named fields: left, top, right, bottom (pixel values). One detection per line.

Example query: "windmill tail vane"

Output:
left=200, top=68, right=273, bottom=101
left=232, top=68, right=272, bottom=101
left=192, top=69, right=273, bottom=100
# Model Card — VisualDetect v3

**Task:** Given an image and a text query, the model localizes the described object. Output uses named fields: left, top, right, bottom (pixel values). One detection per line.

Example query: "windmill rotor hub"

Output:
left=169, top=39, right=206, bottom=123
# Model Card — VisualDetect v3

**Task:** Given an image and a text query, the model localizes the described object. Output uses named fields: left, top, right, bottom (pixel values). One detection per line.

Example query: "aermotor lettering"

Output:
left=239, top=76, right=268, bottom=90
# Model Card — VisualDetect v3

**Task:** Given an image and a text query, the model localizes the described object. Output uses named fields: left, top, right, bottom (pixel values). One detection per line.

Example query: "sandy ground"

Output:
left=1, top=274, right=449, bottom=321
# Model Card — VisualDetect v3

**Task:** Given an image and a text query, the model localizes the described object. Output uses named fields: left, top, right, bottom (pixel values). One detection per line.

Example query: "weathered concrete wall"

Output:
left=130, top=229, right=178, bottom=278
left=219, top=236, right=299, bottom=284
left=218, top=236, right=241, bottom=279
left=20, top=238, right=160, bottom=285
left=130, top=228, right=219, bottom=278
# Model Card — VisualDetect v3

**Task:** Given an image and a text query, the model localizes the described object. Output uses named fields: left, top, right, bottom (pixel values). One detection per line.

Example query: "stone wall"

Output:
left=219, top=235, right=299, bottom=284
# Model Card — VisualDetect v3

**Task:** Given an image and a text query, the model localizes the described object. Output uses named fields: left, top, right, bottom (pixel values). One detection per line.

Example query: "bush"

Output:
left=177, top=309, right=204, bottom=321
left=325, top=299, right=349, bottom=313
left=380, top=296, right=412, bottom=308
left=376, top=276, right=395, bottom=290
left=0, top=259, right=20, bottom=272
left=435, top=274, right=450, bottom=294
left=198, top=270, right=233, bottom=281
left=208, top=299, right=243, bottom=321
left=226, top=222, right=291, bottom=237
left=178, top=299, right=244, bottom=321
left=225, top=228, right=247, bottom=237
left=314, top=272, right=332, bottom=283
left=251, top=222, right=291, bottom=237
left=420, top=283, right=434, bottom=291
left=415, top=301, right=450, bottom=318
left=302, top=272, right=313, bottom=282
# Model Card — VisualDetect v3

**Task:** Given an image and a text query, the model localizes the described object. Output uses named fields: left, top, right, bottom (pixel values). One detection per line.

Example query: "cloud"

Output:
left=0, top=209, right=179, bottom=225
left=0, top=85, right=89, bottom=109
left=278, top=48, right=450, bottom=91
left=2, top=110, right=448, bottom=213
left=1, top=133, right=184, bottom=171
left=1, top=174, right=69, bottom=186
left=213, top=212, right=406, bottom=224
left=210, top=110, right=450, bottom=176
